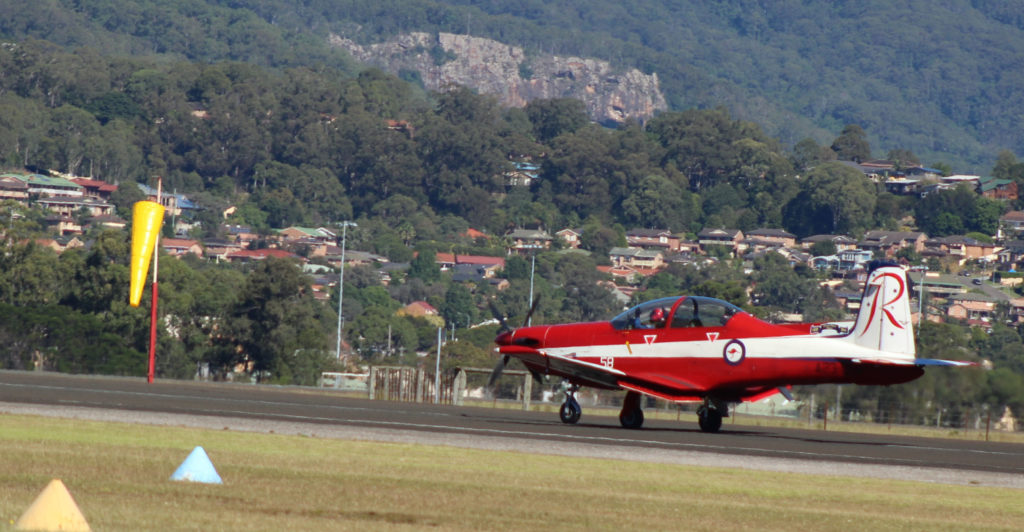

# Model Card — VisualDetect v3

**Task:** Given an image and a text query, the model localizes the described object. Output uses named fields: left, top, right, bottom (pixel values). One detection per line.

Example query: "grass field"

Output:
left=1, top=414, right=1022, bottom=531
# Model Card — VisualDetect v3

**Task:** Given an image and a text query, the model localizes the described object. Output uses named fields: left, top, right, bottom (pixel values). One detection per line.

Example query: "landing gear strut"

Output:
left=559, top=384, right=581, bottom=424
left=618, top=391, right=644, bottom=429
left=697, top=397, right=728, bottom=433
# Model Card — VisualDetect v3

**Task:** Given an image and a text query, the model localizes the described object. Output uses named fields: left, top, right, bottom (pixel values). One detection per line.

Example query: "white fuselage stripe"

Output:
left=542, top=335, right=915, bottom=363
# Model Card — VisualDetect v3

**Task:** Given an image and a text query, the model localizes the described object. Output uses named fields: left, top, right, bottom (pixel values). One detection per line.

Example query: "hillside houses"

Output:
left=2, top=163, right=1020, bottom=335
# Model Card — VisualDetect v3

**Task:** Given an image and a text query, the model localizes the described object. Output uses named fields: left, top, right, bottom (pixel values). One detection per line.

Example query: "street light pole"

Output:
left=528, top=251, right=536, bottom=326
left=335, top=221, right=356, bottom=360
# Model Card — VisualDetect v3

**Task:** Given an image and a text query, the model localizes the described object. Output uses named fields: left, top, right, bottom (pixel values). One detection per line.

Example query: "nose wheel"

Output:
left=559, top=384, right=582, bottom=424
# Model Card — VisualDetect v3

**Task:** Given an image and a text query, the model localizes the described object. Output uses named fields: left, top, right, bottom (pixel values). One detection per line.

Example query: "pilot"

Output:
left=649, top=307, right=666, bottom=328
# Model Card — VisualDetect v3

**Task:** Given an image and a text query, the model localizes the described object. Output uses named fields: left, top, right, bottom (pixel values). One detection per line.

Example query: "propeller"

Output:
left=488, top=295, right=541, bottom=387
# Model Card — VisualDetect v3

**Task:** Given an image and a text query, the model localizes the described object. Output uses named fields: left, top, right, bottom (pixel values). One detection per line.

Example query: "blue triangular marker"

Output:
left=170, top=446, right=223, bottom=484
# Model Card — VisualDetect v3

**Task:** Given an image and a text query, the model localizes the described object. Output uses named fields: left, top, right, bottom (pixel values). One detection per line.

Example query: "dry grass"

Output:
left=0, top=414, right=1022, bottom=531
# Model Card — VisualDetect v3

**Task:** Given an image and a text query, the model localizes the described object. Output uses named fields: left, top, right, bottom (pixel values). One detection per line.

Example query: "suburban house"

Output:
left=278, top=226, right=336, bottom=243
left=435, top=253, right=505, bottom=277
left=811, top=255, right=841, bottom=270
left=946, top=294, right=996, bottom=327
left=697, top=228, right=744, bottom=254
left=226, top=248, right=301, bottom=263
left=137, top=183, right=198, bottom=216
left=978, top=175, right=1018, bottom=201
left=838, top=249, right=874, bottom=271
left=224, top=224, right=260, bottom=246
left=44, top=215, right=81, bottom=235
left=462, top=228, right=490, bottom=241
left=0, top=175, right=30, bottom=201
left=504, top=161, right=541, bottom=187
left=162, top=238, right=203, bottom=257
left=744, top=228, right=797, bottom=249
left=859, top=231, right=927, bottom=257
left=884, top=177, right=924, bottom=195
left=398, top=301, right=438, bottom=318
left=596, top=264, right=652, bottom=285
left=35, top=196, right=114, bottom=218
left=396, top=301, right=444, bottom=327
left=800, top=234, right=858, bottom=252
left=325, top=249, right=387, bottom=268
left=555, top=228, right=583, bottom=249
left=904, top=166, right=944, bottom=179
left=71, top=178, right=118, bottom=201
left=34, top=236, right=84, bottom=254
left=626, top=228, right=681, bottom=252
left=908, top=271, right=969, bottom=299
left=86, top=214, right=128, bottom=231
left=506, top=228, right=553, bottom=253
left=923, top=236, right=999, bottom=262
left=998, top=240, right=1024, bottom=268
left=608, top=247, right=665, bottom=270
left=742, top=228, right=796, bottom=254
left=13, top=173, right=83, bottom=197
left=203, top=239, right=245, bottom=261
left=999, top=211, right=1024, bottom=238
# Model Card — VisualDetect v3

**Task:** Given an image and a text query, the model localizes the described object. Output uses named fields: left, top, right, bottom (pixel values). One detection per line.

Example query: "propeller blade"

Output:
left=488, top=354, right=510, bottom=387
left=488, top=300, right=510, bottom=332
left=522, top=295, right=541, bottom=328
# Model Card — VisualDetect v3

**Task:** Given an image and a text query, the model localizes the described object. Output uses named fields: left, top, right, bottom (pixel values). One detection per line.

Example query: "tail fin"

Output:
left=849, top=262, right=915, bottom=357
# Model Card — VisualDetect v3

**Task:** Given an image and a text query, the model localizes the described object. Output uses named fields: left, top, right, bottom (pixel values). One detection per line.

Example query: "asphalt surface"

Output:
left=1, top=370, right=1022, bottom=487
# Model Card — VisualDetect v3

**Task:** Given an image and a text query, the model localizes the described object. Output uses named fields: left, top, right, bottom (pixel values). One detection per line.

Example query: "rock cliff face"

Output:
left=330, top=32, right=667, bottom=126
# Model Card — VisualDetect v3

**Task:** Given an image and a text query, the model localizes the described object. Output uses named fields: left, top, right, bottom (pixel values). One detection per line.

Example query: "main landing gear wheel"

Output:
left=697, top=406, right=723, bottom=433
left=559, top=396, right=581, bottom=424
left=697, top=397, right=728, bottom=433
left=619, top=407, right=644, bottom=429
left=619, top=391, right=644, bottom=429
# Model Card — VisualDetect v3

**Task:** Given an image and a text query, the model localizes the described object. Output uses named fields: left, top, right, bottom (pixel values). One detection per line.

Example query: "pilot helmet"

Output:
left=650, top=307, right=665, bottom=322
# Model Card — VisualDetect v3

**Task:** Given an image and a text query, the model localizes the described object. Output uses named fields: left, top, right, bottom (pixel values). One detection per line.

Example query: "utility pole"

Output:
left=528, top=251, right=536, bottom=326
left=434, top=327, right=442, bottom=404
left=335, top=221, right=357, bottom=360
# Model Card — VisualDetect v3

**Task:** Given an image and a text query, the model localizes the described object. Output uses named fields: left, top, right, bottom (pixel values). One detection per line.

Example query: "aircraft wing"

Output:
left=498, top=345, right=624, bottom=389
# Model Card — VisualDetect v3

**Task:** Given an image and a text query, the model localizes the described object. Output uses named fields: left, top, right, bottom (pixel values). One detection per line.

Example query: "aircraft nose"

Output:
left=495, top=330, right=513, bottom=346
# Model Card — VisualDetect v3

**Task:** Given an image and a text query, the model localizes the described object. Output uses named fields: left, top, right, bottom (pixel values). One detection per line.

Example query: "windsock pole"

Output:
left=147, top=178, right=162, bottom=384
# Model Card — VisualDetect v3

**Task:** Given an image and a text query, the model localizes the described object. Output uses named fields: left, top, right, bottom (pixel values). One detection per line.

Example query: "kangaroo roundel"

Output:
left=723, top=339, right=746, bottom=365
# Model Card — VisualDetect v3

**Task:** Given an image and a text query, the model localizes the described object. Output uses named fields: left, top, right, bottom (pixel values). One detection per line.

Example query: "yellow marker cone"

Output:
left=129, top=200, right=165, bottom=307
left=15, top=479, right=91, bottom=531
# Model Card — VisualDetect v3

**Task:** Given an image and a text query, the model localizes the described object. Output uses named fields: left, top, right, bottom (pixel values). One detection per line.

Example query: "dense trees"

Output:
left=914, top=186, right=1004, bottom=237
left=8, top=1, right=1024, bottom=170
left=783, top=162, right=877, bottom=237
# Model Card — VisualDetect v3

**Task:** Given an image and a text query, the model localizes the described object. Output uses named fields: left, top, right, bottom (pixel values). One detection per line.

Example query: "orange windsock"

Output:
left=129, top=200, right=165, bottom=307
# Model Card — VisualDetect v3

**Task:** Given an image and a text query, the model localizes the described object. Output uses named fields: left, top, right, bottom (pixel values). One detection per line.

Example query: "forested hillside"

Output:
left=4, top=1, right=1024, bottom=170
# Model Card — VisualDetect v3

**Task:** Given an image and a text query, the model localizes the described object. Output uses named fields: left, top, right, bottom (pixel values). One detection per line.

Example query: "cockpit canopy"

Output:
left=610, top=296, right=743, bottom=330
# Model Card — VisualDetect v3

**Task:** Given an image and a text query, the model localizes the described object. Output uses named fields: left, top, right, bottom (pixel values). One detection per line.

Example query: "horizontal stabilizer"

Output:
left=914, top=358, right=976, bottom=367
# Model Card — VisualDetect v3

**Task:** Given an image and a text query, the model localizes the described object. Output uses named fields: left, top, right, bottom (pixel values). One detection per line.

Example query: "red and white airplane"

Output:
left=493, top=262, right=972, bottom=432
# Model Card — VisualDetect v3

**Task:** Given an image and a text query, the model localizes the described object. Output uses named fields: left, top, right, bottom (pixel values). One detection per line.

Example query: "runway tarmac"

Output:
left=1, top=370, right=1022, bottom=488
